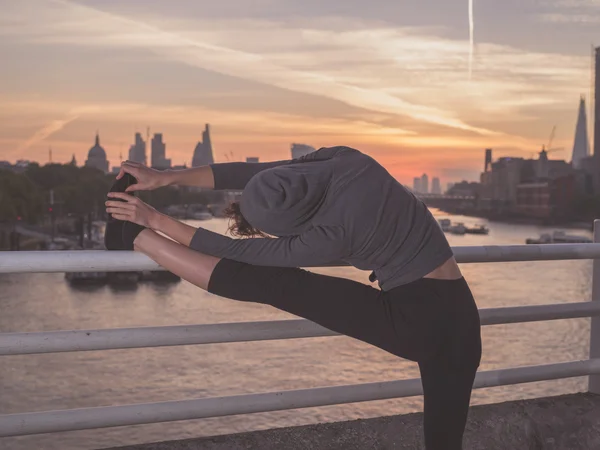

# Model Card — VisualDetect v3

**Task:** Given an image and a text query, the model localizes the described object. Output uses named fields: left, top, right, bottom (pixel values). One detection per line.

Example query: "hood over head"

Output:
left=240, top=162, right=332, bottom=236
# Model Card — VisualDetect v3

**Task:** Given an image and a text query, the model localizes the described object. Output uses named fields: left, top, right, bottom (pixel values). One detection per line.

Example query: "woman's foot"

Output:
left=122, top=221, right=146, bottom=250
left=105, top=174, right=145, bottom=250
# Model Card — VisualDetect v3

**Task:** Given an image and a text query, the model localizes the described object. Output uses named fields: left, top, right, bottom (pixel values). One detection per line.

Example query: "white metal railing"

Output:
left=3, top=359, right=599, bottom=438
left=3, top=243, right=600, bottom=273
left=1, top=221, right=600, bottom=439
left=1, top=302, right=599, bottom=356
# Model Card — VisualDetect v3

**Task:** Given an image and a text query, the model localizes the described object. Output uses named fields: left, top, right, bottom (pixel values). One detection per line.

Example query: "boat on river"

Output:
left=65, top=271, right=107, bottom=284
left=438, top=219, right=451, bottom=232
left=449, top=223, right=467, bottom=235
left=526, top=231, right=592, bottom=244
left=465, top=225, right=489, bottom=235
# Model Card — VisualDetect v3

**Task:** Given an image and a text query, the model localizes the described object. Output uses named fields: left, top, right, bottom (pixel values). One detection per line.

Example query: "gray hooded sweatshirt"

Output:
left=190, top=146, right=453, bottom=291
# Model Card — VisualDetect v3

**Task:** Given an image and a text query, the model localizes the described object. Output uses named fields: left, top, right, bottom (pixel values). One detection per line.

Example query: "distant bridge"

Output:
left=416, top=193, right=475, bottom=200
left=415, top=193, right=477, bottom=210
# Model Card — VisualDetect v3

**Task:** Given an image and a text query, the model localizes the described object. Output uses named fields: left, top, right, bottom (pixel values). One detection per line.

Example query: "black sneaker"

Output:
left=104, top=174, right=136, bottom=250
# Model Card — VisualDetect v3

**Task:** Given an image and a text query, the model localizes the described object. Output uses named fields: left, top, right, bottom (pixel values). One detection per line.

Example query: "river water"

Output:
left=0, top=211, right=594, bottom=449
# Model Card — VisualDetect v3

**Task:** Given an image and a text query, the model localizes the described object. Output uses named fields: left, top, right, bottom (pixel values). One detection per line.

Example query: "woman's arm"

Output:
left=163, top=165, right=215, bottom=189
left=189, top=225, right=349, bottom=267
left=118, top=147, right=359, bottom=192
left=148, top=211, right=197, bottom=246
left=183, top=146, right=359, bottom=191
left=116, top=162, right=216, bottom=191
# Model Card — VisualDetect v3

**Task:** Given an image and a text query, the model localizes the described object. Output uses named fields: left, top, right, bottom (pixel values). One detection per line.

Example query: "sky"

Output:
left=1, top=0, right=599, bottom=184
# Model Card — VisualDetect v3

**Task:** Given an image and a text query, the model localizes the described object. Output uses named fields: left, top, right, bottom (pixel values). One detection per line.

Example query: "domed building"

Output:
left=85, top=133, right=109, bottom=173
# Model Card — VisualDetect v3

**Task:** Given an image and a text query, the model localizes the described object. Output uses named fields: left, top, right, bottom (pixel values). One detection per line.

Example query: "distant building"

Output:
left=246, top=157, right=259, bottom=163
left=151, top=133, right=171, bottom=170
left=13, top=160, right=31, bottom=173
left=535, top=149, right=572, bottom=180
left=447, top=181, right=480, bottom=197
left=431, top=177, right=441, bottom=195
left=413, top=177, right=421, bottom=193
left=484, top=148, right=493, bottom=173
left=571, top=96, right=590, bottom=169
left=291, top=143, right=316, bottom=159
left=446, top=182, right=455, bottom=194
left=172, top=164, right=187, bottom=170
left=192, top=124, right=214, bottom=167
left=577, top=154, right=596, bottom=195
left=0, top=161, right=12, bottom=171
left=479, top=149, right=494, bottom=202
left=516, top=175, right=576, bottom=219
left=594, top=47, right=600, bottom=193
left=85, top=133, right=109, bottom=173
left=479, top=146, right=575, bottom=214
left=420, top=173, right=429, bottom=194
left=491, top=157, right=526, bottom=205
left=128, top=132, right=147, bottom=165
left=69, top=154, right=77, bottom=166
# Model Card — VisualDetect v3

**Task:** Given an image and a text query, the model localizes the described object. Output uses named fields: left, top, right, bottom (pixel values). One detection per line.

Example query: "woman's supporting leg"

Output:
left=133, top=229, right=220, bottom=290
left=419, top=362, right=478, bottom=450
left=414, top=278, right=482, bottom=450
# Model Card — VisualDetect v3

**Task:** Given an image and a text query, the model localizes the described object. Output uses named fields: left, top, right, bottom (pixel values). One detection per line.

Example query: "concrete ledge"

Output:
left=105, top=393, right=600, bottom=450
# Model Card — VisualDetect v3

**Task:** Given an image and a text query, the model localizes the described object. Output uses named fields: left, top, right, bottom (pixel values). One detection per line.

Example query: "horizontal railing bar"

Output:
left=1, top=358, right=598, bottom=437
left=481, top=301, right=600, bottom=325
left=2, top=302, right=598, bottom=356
left=453, top=243, right=600, bottom=264
left=1, top=243, right=600, bottom=273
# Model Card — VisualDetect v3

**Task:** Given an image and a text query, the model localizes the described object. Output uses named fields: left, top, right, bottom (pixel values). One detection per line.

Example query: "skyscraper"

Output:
left=595, top=47, right=600, bottom=161
left=413, top=177, right=421, bottom=193
left=420, top=173, right=429, bottom=194
left=192, top=124, right=214, bottom=167
left=571, top=96, right=590, bottom=169
left=151, top=133, right=171, bottom=170
left=291, top=143, right=316, bottom=159
left=128, top=132, right=147, bottom=165
left=591, top=47, right=600, bottom=194
left=431, top=177, right=441, bottom=195
left=485, top=148, right=492, bottom=172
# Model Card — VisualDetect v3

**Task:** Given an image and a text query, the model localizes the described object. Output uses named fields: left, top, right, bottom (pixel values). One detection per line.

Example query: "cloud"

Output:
left=539, top=13, right=600, bottom=23
left=16, top=112, right=81, bottom=152
left=538, top=0, right=600, bottom=23
left=1, top=0, right=502, bottom=136
left=1, top=0, right=592, bottom=161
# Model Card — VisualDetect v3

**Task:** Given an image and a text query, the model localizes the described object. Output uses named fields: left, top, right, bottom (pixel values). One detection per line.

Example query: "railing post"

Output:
left=590, top=219, right=600, bottom=394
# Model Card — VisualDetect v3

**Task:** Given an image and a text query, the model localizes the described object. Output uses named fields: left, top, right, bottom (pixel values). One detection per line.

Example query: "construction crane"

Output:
left=546, top=125, right=556, bottom=150
left=532, top=125, right=563, bottom=158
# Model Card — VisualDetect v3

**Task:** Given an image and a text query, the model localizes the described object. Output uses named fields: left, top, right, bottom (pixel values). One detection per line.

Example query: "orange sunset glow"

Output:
left=2, top=0, right=598, bottom=184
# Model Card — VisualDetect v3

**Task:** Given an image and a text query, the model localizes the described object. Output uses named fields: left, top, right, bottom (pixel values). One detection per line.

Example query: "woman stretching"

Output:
left=104, top=146, right=481, bottom=450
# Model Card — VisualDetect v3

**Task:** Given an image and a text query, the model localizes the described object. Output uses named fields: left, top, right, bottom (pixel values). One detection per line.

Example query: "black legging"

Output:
left=208, top=258, right=482, bottom=450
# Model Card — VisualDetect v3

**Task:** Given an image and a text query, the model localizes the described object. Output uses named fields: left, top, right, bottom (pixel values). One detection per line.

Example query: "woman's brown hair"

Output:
left=224, top=201, right=267, bottom=238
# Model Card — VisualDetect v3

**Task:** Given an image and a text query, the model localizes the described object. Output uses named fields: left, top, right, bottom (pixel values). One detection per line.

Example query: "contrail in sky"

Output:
left=468, top=0, right=474, bottom=81
left=17, top=113, right=80, bottom=152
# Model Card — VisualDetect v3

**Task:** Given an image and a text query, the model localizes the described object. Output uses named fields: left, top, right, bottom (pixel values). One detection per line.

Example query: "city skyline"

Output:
left=1, top=0, right=599, bottom=182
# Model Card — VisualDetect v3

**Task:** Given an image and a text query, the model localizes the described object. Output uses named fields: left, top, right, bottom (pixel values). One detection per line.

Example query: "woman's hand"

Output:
left=116, top=161, right=172, bottom=192
left=105, top=193, right=160, bottom=228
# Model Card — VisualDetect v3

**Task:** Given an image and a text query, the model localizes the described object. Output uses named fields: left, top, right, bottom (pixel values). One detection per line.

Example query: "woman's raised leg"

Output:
left=132, top=229, right=405, bottom=358
left=133, top=229, right=220, bottom=290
